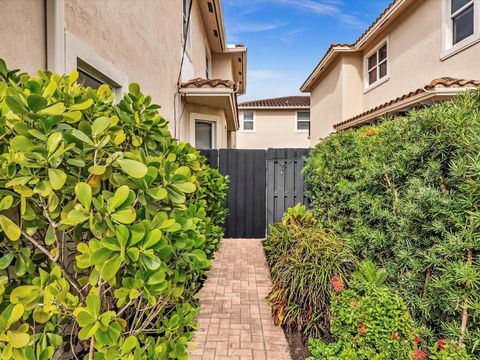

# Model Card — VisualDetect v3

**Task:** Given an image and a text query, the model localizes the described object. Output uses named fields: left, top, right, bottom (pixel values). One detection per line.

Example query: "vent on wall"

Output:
left=213, top=29, right=218, bottom=37
left=207, top=2, right=213, bottom=12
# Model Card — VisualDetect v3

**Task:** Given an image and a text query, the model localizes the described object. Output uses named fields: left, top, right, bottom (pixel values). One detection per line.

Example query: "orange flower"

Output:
left=359, top=323, right=366, bottom=336
left=437, top=339, right=447, bottom=351
left=412, top=349, right=427, bottom=360
left=391, top=332, right=399, bottom=341
left=331, top=275, right=345, bottom=293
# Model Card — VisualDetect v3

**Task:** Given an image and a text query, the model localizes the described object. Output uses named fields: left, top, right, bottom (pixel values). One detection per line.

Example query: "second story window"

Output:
left=296, top=111, right=310, bottom=132
left=206, top=47, right=211, bottom=79
left=242, top=111, right=255, bottom=131
left=367, top=42, right=388, bottom=86
left=451, top=0, right=475, bottom=44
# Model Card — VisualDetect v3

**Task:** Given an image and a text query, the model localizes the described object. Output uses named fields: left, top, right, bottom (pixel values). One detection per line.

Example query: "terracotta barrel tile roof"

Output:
left=239, top=96, right=310, bottom=108
left=180, top=78, right=236, bottom=90
left=334, top=77, right=480, bottom=129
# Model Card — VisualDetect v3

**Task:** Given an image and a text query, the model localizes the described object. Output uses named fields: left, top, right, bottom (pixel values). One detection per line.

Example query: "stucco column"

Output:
left=46, top=0, right=65, bottom=74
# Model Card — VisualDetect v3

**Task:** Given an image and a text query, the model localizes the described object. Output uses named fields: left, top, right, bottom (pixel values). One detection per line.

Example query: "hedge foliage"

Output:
left=304, top=90, right=480, bottom=357
left=307, top=261, right=470, bottom=360
left=264, top=205, right=356, bottom=339
left=0, top=59, right=228, bottom=359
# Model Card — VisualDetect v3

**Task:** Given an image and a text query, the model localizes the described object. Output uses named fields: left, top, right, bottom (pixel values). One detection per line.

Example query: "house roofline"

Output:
left=301, top=0, right=411, bottom=92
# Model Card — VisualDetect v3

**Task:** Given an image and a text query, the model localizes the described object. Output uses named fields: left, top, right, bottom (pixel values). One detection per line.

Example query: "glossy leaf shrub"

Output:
left=304, top=90, right=480, bottom=357
left=0, top=59, right=227, bottom=359
left=264, top=204, right=356, bottom=339
left=307, top=262, right=470, bottom=360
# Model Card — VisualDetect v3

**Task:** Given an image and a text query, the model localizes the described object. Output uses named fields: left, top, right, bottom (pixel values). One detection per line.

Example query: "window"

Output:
left=366, top=42, right=388, bottom=86
left=296, top=111, right=310, bottom=132
left=451, top=0, right=475, bottom=44
left=76, top=59, right=122, bottom=96
left=195, top=121, right=215, bottom=149
left=242, top=111, right=255, bottom=131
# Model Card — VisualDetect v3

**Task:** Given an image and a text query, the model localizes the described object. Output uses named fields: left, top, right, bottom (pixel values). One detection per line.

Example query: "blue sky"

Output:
left=222, top=0, right=392, bottom=101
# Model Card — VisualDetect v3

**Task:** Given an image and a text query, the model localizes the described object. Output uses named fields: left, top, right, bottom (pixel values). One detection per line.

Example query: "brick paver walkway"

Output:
left=188, top=238, right=291, bottom=360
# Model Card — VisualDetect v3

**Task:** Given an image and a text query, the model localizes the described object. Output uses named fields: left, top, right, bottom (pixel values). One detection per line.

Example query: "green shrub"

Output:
left=0, top=59, right=227, bottom=359
left=304, top=90, right=480, bottom=356
left=307, top=261, right=470, bottom=360
left=264, top=204, right=356, bottom=339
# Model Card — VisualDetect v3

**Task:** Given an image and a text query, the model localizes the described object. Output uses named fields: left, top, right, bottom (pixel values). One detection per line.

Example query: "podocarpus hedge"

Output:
left=303, top=90, right=480, bottom=357
left=0, top=59, right=228, bottom=359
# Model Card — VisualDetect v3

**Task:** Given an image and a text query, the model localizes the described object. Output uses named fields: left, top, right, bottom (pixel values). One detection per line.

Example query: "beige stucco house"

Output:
left=236, top=96, right=310, bottom=149
left=301, top=0, right=480, bottom=144
left=0, top=0, right=246, bottom=149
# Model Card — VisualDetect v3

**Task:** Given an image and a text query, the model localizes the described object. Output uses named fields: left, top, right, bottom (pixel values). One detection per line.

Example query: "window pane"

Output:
left=378, top=44, right=387, bottom=62
left=368, top=69, right=377, bottom=85
left=243, top=121, right=254, bottom=130
left=78, top=69, right=103, bottom=89
left=243, top=112, right=254, bottom=120
left=452, top=0, right=472, bottom=13
left=297, top=121, right=310, bottom=130
left=368, top=54, right=377, bottom=70
left=453, top=5, right=474, bottom=44
left=379, top=62, right=387, bottom=78
left=297, top=111, right=310, bottom=121
left=195, top=121, right=213, bottom=149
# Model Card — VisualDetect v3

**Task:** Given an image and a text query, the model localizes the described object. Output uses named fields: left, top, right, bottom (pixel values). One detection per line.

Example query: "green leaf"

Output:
left=0, top=253, right=15, bottom=269
left=45, top=225, right=56, bottom=245
left=88, top=165, right=106, bottom=175
left=191, top=249, right=207, bottom=262
left=6, top=96, right=28, bottom=114
left=71, top=129, right=94, bottom=145
left=91, top=117, right=110, bottom=137
left=121, top=336, right=139, bottom=355
left=61, top=210, right=89, bottom=226
left=147, top=270, right=166, bottom=285
left=75, top=182, right=92, bottom=209
left=129, top=83, right=140, bottom=96
left=143, top=229, right=162, bottom=249
left=48, top=168, right=67, bottom=190
left=101, top=254, right=122, bottom=281
left=147, top=187, right=167, bottom=200
left=27, top=94, right=48, bottom=112
left=47, top=132, right=62, bottom=155
left=38, top=102, right=65, bottom=116
left=78, top=322, right=100, bottom=340
left=7, top=304, right=24, bottom=328
left=141, top=254, right=161, bottom=271
left=11, top=136, right=34, bottom=152
left=0, top=215, right=21, bottom=241
left=86, top=293, right=101, bottom=318
left=42, top=80, right=57, bottom=98
left=172, top=182, right=196, bottom=194
left=111, top=208, right=136, bottom=224
left=109, top=185, right=130, bottom=210
left=0, top=195, right=14, bottom=211
left=90, top=248, right=115, bottom=265
left=117, top=159, right=148, bottom=179
left=70, top=98, right=93, bottom=110
left=7, top=330, right=30, bottom=348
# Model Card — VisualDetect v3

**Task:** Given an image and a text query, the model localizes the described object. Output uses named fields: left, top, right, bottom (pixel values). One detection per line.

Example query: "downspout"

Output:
left=46, top=0, right=66, bottom=74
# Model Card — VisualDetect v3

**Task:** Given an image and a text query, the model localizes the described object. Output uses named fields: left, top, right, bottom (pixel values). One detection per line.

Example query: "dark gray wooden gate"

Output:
left=200, top=148, right=309, bottom=238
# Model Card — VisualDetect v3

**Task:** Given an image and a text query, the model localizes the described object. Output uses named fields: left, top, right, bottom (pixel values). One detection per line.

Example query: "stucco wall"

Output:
left=64, top=0, right=181, bottom=132
left=236, top=109, right=310, bottom=149
left=362, top=0, right=480, bottom=110
left=0, top=0, right=46, bottom=73
left=212, top=54, right=234, bottom=80
left=309, top=58, right=344, bottom=143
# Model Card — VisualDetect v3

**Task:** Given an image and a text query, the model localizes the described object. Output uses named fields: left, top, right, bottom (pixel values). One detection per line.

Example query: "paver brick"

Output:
left=188, top=239, right=291, bottom=360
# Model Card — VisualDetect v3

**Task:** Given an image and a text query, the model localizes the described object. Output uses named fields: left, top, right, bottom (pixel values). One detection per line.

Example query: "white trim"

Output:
left=65, top=32, right=128, bottom=100
left=46, top=0, right=65, bottom=74
left=441, top=0, right=479, bottom=59
left=238, top=106, right=310, bottom=110
left=363, top=36, right=389, bottom=91
left=190, top=112, right=221, bottom=149
left=295, top=111, right=310, bottom=133
left=241, top=111, right=256, bottom=132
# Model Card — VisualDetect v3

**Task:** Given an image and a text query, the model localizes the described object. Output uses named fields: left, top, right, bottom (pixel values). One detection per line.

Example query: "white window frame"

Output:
left=189, top=113, right=221, bottom=149
left=205, top=43, right=211, bottom=80
left=65, top=32, right=128, bottom=100
left=441, top=0, right=480, bottom=60
left=364, top=37, right=390, bottom=92
left=241, top=111, right=256, bottom=132
left=295, top=111, right=310, bottom=133
left=183, top=0, right=192, bottom=59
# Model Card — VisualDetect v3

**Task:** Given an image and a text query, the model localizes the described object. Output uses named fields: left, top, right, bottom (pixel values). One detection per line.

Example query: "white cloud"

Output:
left=228, top=19, right=288, bottom=34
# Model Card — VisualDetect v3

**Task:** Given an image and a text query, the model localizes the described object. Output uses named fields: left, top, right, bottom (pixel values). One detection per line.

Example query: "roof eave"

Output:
left=238, top=106, right=310, bottom=110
